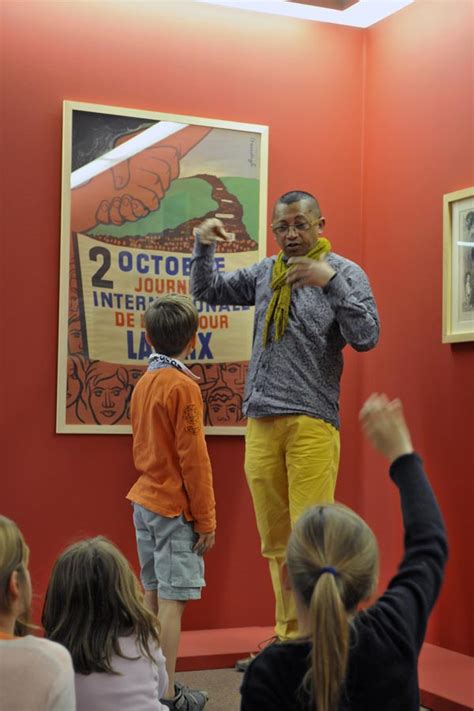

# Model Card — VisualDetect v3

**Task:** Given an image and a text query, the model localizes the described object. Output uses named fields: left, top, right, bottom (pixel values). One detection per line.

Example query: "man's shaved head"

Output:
left=275, top=191, right=321, bottom=216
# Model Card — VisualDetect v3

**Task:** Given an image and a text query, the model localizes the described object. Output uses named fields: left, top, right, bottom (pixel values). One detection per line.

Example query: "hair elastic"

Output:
left=319, top=566, right=338, bottom=577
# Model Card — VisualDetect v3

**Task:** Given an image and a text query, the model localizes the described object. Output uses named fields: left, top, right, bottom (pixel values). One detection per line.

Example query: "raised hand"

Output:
left=359, top=393, right=414, bottom=464
left=193, top=217, right=235, bottom=245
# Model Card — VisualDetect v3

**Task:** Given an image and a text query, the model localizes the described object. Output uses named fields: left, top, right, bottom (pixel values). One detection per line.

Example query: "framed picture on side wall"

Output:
left=56, top=101, right=268, bottom=434
left=442, top=187, right=474, bottom=343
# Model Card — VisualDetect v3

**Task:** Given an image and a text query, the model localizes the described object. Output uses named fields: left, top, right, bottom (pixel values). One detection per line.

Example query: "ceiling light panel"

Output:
left=194, top=0, right=415, bottom=28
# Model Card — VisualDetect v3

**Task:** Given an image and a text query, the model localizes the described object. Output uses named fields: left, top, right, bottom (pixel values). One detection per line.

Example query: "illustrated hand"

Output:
left=71, top=125, right=211, bottom=233
left=193, top=530, right=216, bottom=556
left=193, top=217, right=235, bottom=245
left=359, top=394, right=414, bottom=464
left=286, top=256, right=336, bottom=289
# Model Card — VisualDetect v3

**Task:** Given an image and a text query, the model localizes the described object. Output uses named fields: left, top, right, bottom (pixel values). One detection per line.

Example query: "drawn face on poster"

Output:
left=68, top=319, right=84, bottom=355
left=220, top=362, right=247, bottom=394
left=189, top=363, right=220, bottom=389
left=66, top=356, right=88, bottom=424
left=129, top=368, right=145, bottom=387
left=207, top=387, right=244, bottom=426
left=86, top=363, right=131, bottom=425
left=66, top=357, right=82, bottom=407
left=57, top=103, right=267, bottom=433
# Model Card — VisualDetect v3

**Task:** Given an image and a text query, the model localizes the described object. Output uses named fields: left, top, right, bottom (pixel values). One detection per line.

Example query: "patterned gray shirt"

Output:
left=190, top=241, right=379, bottom=429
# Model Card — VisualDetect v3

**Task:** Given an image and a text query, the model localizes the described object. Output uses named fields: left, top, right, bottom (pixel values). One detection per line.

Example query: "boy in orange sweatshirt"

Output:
left=127, top=294, right=216, bottom=711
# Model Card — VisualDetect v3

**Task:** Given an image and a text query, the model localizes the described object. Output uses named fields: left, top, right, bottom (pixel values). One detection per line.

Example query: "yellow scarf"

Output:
left=262, top=238, right=332, bottom=346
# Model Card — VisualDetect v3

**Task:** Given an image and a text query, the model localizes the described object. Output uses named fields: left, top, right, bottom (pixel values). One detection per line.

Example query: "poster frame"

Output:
left=442, top=187, right=474, bottom=343
left=56, top=100, right=269, bottom=434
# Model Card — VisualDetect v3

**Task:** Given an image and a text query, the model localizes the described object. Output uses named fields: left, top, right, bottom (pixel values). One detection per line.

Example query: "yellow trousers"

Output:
left=244, top=415, right=340, bottom=640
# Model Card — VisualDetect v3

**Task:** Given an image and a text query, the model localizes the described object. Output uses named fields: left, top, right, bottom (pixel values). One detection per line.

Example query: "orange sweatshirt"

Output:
left=127, top=367, right=216, bottom=534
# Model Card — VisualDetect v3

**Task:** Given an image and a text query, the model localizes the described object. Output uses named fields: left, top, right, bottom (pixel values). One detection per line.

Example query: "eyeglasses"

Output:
left=271, top=219, right=321, bottom=237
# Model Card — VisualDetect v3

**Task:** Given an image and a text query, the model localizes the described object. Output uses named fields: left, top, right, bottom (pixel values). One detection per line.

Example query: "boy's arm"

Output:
left=167, top=380, right=216, bottom=535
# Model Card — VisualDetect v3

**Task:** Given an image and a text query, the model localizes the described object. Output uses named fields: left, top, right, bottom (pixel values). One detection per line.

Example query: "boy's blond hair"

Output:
left=144, top=294, right=198, bottom=357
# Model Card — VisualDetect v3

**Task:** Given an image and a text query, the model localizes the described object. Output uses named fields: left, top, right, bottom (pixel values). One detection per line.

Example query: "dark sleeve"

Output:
left=372, top=453, right=448, bottom=652
left=190, top=239, right=258, bottom=306
left=240, top=657, right=287, bottom=711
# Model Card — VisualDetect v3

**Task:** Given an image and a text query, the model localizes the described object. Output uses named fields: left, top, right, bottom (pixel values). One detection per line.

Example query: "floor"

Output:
left=176, top=668, right=432, bottom=710
left=177, top=627, right=473, bottom=710
left=178, top=668, right=242, bottom=710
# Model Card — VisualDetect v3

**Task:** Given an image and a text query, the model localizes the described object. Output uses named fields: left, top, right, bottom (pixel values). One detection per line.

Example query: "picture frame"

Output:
left=56, top=101, right=268, bottom=434
left=442, top=187, right=474, bottom=343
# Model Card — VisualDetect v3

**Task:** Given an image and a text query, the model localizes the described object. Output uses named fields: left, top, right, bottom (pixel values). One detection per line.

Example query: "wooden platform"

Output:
left=177, top=626, right=274, bottom=672
left=419, top=643, right=474, bottom=711
left=177, top=627, right=474, bottom=710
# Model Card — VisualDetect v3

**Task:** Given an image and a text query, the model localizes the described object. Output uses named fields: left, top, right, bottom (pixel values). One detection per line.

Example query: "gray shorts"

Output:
left=132, top=503, right=205, bottom=601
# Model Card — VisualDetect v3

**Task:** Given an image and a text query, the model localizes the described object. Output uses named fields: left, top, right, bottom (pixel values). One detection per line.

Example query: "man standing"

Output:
left=190, top=191, right=379, bottom=654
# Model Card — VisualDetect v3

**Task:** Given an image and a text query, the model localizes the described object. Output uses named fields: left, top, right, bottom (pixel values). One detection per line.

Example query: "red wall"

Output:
left=361, top=0, right=474, bottom=656
left=2, top=0, right=472, bottom=655
left=1, top=1, right=365, bottom=632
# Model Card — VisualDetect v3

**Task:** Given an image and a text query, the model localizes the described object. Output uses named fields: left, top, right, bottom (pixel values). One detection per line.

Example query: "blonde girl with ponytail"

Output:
left=241, top=394, right=448, bottom=711
left=289, top=504, right=378, bottom=711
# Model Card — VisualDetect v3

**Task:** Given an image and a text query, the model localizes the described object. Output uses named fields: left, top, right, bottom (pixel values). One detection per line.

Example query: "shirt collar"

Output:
left=148, top=353, right=200, bottom=381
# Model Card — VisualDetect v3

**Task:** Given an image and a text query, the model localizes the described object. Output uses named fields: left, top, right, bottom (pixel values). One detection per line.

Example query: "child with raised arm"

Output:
left=127, top=294, right=216, bottom=711
left=240, top=394, right=448, bottom=711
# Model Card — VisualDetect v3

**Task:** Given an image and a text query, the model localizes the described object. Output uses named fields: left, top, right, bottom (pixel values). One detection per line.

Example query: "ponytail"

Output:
left=287, top=504, right=378, bottom=711
left=308, top=572, right=349, bottom=711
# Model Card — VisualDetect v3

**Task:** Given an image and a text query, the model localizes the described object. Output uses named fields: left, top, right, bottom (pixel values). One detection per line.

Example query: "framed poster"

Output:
left=57, top=101, right=268, bottom=434
left=442, top=187, right=474, bottom=343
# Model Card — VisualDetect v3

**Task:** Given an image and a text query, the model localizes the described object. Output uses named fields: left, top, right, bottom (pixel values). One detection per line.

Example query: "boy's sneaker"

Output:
left=235, top=635, right=280, bottom=672
left=160, top=683, right=208, bottom=710
left=174, top=682, right=208, bottom=699
left=234, top=653, right=255, bottom=672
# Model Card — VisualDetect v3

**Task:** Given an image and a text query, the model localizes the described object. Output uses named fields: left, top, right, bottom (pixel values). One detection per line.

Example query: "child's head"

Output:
left=286, top=504, right=378, bottom=711
left=0, top=516, right=32, bottom=635
left=42, top=536, right=160, bottom=674
left=144, top=294, right=198, bottom=357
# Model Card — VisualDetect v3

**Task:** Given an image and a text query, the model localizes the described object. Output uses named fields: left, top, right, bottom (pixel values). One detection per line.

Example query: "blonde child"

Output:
left=241, top=394, right=448, bottom=711
left=0, top=516, right=75, bottom=711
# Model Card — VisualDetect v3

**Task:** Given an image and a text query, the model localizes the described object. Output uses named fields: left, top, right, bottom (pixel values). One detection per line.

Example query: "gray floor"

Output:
left=177, top=669, right=432, bottom=710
